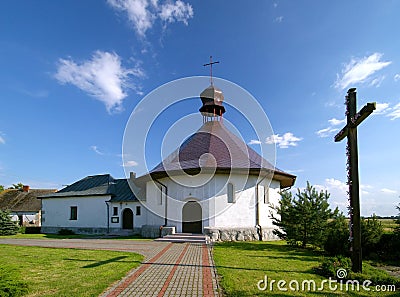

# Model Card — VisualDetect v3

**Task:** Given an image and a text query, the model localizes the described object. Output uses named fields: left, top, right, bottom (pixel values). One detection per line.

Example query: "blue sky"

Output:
left=1, top=1, right=399, bottom=216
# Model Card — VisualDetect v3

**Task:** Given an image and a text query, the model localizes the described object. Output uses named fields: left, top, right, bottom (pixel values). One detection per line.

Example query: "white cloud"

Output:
left=328, top=118, right=346, bottom=126
left=374, top=102, right=390, bottom=115
left=159, top=0, right=193, bottom=25
left=265, top=132, right=302, bottom=148
left=90, top=145, right=105, bottom=155
left=334, top=53, right=391, bottom=90
left=387, top=103, right=400, bottom=120
left=370, top=75, right=385, bottom=88
left=325, top=178, right=348, bottom=193
left=108, top=0, right=193, bottom=37
left=123, top=160, right=139, bottom=167
left=381, top=188, right=397, bottom=194
left=248, top=139, right=261, bottom=145
left=0, top=132, right=4, bottom=144
left=55, top=51, right=144, bottom=113
left=394, top=74, right=400, bottom=81
left=316, top=118, right=345, bottom=138
left=316, top=127, right=339, bottom=138
left=274, top=16, right=284, bottom=23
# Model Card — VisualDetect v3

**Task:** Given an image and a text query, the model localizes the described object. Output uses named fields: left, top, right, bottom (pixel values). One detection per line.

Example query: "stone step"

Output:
left=155, top=233, right=210, bottom=244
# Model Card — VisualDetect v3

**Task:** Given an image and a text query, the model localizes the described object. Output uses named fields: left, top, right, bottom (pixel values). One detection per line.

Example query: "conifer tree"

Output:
left=270, top=182, right=337, bottom=247
left=0, top=210, right=19, bottom=235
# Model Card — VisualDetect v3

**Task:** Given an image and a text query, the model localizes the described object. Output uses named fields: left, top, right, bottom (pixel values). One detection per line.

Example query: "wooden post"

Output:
left=334, top=88, right=376, bottom=273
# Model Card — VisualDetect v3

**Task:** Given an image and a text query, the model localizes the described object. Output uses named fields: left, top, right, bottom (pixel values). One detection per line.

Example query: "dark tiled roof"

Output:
left=0, top=189, right=56, bottom=212
left=150, top=121, right=296, bottom=188
left=40, top=174, right=137, bottom=202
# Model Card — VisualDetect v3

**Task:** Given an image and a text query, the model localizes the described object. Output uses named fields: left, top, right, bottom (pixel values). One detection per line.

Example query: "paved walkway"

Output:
left=0, top=239, right=220, bottom=297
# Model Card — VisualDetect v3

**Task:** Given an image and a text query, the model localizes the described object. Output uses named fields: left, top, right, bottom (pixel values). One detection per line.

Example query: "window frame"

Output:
left=70, top=206, right=78, bottom=220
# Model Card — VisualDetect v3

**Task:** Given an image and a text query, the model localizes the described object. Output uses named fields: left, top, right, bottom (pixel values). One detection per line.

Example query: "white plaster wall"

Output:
left=143, top=173, right=282, bottom=231
left=212, top=174, right=258, bottom=227
left=258, top=179, right=281, bottom=227
left=42, top=196, right=110, bottom=228
left=145, top=181, right=165, bottom=227
left=109, top=201, right=147, bottom=228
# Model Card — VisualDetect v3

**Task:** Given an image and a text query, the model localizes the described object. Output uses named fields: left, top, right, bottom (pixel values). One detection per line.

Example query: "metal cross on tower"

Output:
left=334, top=88, right=376, bottom=273
left=203, top=56, right=219, bottom=85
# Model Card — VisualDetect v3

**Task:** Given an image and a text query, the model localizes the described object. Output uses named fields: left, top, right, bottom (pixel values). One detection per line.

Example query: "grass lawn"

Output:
left=213, top=241, right=398, bottom=296
left=0, top=244, right=143, bottom=297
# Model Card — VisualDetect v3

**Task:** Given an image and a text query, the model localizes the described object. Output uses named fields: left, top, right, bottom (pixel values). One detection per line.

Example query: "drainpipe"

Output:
left=154, top=180, right=168, bottom=227
left=105, top=201, right=110, bottom=233
left=256, top=174, right=268, bottom=241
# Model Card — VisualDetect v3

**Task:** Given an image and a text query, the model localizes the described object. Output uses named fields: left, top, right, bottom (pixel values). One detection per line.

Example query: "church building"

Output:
left=40, top=82, right=296, bottom=241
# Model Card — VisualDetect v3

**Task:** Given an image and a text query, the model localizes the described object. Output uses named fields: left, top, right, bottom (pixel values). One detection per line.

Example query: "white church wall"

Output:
left=41, top=195, right=110, bottom=233
left=145, top=181, right=166, bottom=227
left=213, top=174, right=257, bottom=227
left=258, top=179, right=281, bottom=227
left=158, top=175, right=216, bottom=232
left=109, top=201, right=146, bottom=231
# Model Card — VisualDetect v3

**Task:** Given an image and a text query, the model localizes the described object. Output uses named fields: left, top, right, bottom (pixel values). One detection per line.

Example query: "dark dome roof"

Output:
left=150, top=121, right=296, bottom=188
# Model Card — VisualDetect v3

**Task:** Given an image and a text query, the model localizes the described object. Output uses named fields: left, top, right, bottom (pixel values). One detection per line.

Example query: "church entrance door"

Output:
left=122, top=208, right=133, bottom=229
left=182, top=201, right=202, bottom=234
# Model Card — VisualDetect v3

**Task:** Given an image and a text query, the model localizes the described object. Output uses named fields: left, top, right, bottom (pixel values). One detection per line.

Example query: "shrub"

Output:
left=24, top=226, right=41, bottom=234
left=361, top=215, right=383, bottom=258
left=318, top=256, right=352, bottom=278
left=0, top=211, right=19, bottom=236
left=324, top=214, right=350, bottom=256
left=58, top=228, right=75, bottom=235
left=0, top=265, right=29, bottom=297
left=376, top=233, right=400, bottom=264
left=317, top=256, right=400, bottom=287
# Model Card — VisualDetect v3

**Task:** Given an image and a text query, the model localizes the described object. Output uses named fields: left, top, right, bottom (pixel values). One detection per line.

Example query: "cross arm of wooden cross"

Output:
left=334, top=102, right=376, bottom=142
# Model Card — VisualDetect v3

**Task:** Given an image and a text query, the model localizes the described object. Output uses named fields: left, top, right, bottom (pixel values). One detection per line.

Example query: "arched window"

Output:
left=227, top=183, right=235, bottom=203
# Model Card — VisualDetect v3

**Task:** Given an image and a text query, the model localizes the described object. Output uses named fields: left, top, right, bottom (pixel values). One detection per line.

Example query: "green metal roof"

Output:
left=39, top=174, right=137, bottom=202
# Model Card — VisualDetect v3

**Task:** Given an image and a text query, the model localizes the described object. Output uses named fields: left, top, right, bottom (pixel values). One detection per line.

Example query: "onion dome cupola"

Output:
left=200, top=56, right=226, bottom=122
left=199, top=85, right=226, bottom=121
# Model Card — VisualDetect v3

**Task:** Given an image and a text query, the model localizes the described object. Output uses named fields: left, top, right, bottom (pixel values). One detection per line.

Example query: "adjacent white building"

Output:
left=40, top=84, right=296, bottom=241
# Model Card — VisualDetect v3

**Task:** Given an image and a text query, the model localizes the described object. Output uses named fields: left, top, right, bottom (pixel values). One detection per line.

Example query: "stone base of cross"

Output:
left=334, top=88, right=376, bottom=273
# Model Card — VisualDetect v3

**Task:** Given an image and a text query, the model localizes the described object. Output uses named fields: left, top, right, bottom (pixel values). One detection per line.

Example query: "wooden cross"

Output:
left=203, top=56, right=219, bottom=85
left=334, top=88, right=376, bottom=273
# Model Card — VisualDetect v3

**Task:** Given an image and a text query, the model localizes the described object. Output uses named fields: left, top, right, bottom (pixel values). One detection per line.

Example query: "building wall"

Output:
left=109, top=201, right=146, bottom=230
left=41, top=195, right=111, bottom=230
left=144, top=173, right=280, bottom=232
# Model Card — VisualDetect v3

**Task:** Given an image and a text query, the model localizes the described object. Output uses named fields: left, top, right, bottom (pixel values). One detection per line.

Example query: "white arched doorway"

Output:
left=182, top=201, right=202, bottom=234
left=122, top=208, right=134, bottom=229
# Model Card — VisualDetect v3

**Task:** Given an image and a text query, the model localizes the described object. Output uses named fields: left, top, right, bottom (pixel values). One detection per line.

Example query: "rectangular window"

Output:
left=70, top=206, right=77, bottom=220
left=136, top=206, right=141, bottom=216
left=113, top=207, right=118, bottom=216
left=227, top=183, right=235, bottom=203
left=264, top=187, right=269, bottom=204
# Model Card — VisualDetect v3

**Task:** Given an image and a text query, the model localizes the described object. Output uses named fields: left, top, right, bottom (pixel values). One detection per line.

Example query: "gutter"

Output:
left=105, top=201, right=110, bottom=233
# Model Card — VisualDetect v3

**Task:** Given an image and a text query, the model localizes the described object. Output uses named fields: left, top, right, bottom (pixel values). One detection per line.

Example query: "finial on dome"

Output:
left=203, top=56, right=219, bottom=86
